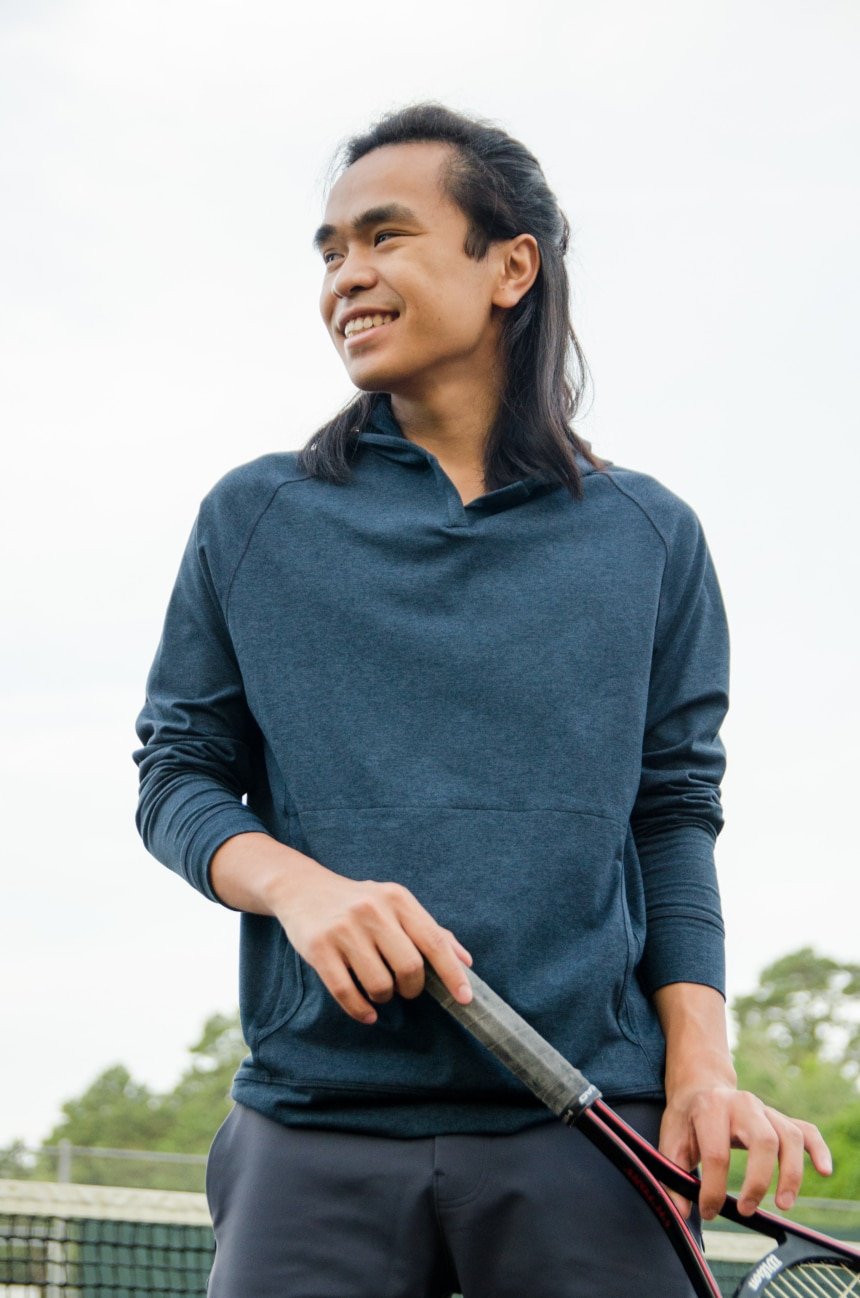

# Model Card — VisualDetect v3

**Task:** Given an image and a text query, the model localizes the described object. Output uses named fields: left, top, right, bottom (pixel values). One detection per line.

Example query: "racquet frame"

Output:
left=423, top=963, right=860, bottom=1297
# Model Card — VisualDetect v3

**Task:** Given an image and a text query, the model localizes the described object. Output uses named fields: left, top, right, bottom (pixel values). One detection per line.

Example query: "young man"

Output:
left=134, top=104, right=830, bottom=1297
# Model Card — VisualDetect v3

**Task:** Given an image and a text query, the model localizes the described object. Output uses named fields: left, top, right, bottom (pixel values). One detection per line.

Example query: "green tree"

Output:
left=159, top=1012, right=247, bottom=1152
left=0, top=1013, right=248, bottom=1189
left=823, top=1102, right=860, bottom=1200
left=731, top=948, right=860, bottom=1201
left=734, top=948, right=860, bottom=1081
left=36, top=1065, right=173, bottom=1187
left=0, top=1139, right=38, bottom=1179
left=46, top=1065, right=170, bottom=1150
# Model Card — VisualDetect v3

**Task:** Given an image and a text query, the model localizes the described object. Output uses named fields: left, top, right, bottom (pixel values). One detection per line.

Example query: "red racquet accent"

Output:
left=423, top=963, right=860, bottom=1298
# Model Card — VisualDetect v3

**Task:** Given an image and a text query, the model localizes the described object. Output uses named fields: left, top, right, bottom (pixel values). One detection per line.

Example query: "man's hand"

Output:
left=658, top=1083, right=832, bottom=1220
left=210, top=831, right=473, bottom=1024
left=274, top=870, right=474, bottom=1024
left=653, top=982, right=833, bottom=1220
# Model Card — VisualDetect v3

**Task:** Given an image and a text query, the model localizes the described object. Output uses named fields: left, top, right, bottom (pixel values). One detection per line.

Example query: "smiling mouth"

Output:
left=343, top=312, right=399, bottom=343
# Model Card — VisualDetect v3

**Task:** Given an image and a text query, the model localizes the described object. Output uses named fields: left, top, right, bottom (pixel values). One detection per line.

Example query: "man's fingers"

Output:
left=414, top=925, right=474, bottom=1004
left=361, top=890, right=473, bottom=1002
left=790, top=1115, right=833, bottom=1178
left=377, top=926, right=473, bottom=1001
left=446, top=930, right=474, bottom=966
left=763, top=1111, right=806, bottom=1211
left=691, top=1100, right=732, bottom=1220
left=733, top=1104, right=781, bottom=1216
left=290, top=879, right=473, bottom=1023
left=662, top=1173, right=693, bottom=1220
left=664, top=1091, right=835, bottom=1228
left=314, top=951, right=385, bottom=1024
left=394, top=908, right=474, bottom=1007
left=658, top=1114, right=697, bottom=1219
left=371, top=929, right=431, bottom=1000
left=347, top=945, right=401, bottom=1006
left=764, top=1109, right=833, bottom=1188
left=667, top=1190, right=693, bottom=1219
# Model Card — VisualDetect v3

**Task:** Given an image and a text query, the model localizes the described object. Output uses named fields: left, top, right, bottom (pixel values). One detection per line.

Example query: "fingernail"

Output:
left=778, top=1192, right=796, bottom=1211
left=456, top=983, right=473, bottom=1004
left=361, top=1011, right=377, bottom=1024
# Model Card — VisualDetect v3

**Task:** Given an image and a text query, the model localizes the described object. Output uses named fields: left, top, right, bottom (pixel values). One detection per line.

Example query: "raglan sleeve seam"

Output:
left=222, top=476, right=308, bottom=623
left=603, top=472, right=730, bottom=998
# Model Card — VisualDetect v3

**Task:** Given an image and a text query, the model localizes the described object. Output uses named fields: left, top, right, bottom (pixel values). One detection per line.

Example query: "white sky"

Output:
left=1, top=0, right=858, bottom=1148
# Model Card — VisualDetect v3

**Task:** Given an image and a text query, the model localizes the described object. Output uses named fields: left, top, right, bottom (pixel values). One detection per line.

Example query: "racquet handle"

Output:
left=424, top=963, right=601, bottom=1124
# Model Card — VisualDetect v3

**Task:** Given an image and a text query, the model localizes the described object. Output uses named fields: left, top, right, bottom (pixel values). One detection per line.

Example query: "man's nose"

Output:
left=331, top=248, right=377, bottom=298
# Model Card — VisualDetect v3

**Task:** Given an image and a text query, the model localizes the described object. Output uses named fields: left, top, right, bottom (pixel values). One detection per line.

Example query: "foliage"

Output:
left=0, top=1139, right=39, bottom=1179
left=0, top=1013, right=246, bottom=1189
left=734, top=948, right=860, bottom=1081
left=823, top=1102, right=860, bottom=1201
left=157, top=1012, right=248, bottom=1152
left=730, top=948, right=860, bottom=1201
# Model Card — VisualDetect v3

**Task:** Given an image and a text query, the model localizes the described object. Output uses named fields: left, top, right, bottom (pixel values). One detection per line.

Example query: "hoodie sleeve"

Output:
left=133, top=500, right=273, bottom=905
left=631, top=502, right=730, bottom=998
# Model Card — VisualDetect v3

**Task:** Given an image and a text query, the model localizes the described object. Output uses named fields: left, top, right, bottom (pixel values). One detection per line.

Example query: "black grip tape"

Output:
left=423, top=963, right=601, bottom=1124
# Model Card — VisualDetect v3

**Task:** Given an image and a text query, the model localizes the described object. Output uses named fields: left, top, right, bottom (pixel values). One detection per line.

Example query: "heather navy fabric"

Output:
left=134, top=395, right=729, bottom=1137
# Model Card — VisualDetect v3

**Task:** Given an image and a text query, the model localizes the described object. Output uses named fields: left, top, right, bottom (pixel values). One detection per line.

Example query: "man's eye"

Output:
left=322, top=250, right=339, bottom=265
left=374, top=231, right=399, bottom=245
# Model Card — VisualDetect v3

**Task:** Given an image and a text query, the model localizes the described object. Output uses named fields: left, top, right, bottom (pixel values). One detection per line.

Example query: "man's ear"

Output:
left=492, top=234, right=541, bottom=309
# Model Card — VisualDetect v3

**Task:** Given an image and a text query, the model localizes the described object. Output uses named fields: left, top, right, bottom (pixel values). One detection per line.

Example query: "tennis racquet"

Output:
left=423, top=963, right=860, bottom=1297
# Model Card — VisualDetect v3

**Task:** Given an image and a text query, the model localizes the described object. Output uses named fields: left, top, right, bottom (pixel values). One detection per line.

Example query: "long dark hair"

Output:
left=296, top=102, right=605, bottom=499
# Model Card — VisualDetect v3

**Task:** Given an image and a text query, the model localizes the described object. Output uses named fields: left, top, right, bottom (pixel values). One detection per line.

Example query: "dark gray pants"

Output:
left=206, top=1100, right=700, bottom=1297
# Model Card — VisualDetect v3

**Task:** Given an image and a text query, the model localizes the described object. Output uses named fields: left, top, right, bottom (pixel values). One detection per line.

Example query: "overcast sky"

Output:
left=1, top=0, right=858, bottom=1149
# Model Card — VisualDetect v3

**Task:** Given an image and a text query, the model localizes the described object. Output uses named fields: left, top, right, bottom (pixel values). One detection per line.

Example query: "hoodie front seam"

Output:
left=292, top=801, right=625, bottom=828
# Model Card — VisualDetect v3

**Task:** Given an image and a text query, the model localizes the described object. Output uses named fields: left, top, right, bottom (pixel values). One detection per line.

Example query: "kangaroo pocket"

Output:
left=251, top=804, right=658, bottom=1095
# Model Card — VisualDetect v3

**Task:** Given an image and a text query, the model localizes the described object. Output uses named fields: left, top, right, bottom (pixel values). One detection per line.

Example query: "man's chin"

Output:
left=347, top=367, right=412, bottom=397
left=343, top=359, right=423, bottom=399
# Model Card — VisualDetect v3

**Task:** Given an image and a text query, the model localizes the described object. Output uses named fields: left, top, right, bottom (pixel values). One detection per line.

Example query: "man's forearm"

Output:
left=209, top=832, right=474, bottom=1025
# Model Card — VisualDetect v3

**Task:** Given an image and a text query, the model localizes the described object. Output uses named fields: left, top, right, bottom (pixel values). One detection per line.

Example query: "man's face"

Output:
left=316, top=141, right=507, bottom=396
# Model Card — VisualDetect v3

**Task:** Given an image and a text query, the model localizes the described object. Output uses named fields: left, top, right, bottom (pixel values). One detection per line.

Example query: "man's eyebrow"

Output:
left=312, top=203, right=420, bottom=252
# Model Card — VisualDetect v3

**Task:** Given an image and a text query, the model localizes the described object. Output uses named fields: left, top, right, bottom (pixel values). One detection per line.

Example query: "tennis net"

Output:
left=0, top=1179, right=214, bottom=1296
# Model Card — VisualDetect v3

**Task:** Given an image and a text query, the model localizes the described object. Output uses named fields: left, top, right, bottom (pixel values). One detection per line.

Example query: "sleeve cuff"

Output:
left=639, top=913, right=726, bottom=999
left=184, top=805, right=274, bottom=905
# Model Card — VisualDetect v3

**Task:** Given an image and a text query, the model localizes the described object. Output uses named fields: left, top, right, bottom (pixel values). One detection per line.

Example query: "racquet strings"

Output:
left=756, top=1260, right=860, bottom=1296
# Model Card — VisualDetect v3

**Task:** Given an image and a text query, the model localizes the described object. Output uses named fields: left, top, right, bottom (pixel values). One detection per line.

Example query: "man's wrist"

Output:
left=653, top=980, right=738, bottom=1096
left=210, top=832, right=328, bottom=917
left=259, top=848, right=330, bottom=919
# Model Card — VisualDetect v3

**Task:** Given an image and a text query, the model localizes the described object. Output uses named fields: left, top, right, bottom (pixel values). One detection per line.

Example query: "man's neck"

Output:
left=389, top=377, right=501, bottom=477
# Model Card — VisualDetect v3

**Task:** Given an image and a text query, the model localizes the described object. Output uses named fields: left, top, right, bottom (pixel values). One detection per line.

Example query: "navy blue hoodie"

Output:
left=134, top=396, right=729, bottom=1136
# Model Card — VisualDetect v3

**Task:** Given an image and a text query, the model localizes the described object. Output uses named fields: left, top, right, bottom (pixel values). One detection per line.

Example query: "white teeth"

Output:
left=344, top=313, right=396, bottom=338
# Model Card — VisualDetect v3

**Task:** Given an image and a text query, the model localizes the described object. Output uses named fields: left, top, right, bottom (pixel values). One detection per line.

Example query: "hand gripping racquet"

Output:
left=423, top=963, right=860, bottom=1297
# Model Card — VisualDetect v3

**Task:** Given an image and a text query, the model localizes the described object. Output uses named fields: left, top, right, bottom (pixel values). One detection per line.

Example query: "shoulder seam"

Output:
left=220, top=473, right=313, bottom=618
left=596, top=469, right=670, bottom=563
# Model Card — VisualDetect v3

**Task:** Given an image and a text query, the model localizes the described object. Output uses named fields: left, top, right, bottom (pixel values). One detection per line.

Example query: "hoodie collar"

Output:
left=357, top=393, right=429, bottom=465
left=357, top=393, right=599, bottom=485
